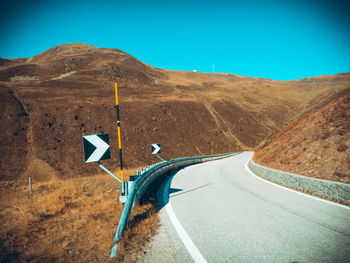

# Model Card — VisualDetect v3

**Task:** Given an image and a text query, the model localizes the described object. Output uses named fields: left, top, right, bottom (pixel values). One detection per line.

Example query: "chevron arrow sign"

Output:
left=151, top=143, right=161, bottom=154
left=82, top=133, right=111, bottom=163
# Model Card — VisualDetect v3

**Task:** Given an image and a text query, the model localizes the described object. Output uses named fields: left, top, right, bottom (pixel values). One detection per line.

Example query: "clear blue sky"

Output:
left=1, top=0, right=349, bottom=80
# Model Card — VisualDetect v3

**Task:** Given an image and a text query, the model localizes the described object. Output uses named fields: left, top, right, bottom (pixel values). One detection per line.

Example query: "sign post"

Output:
left=115, top=82, right=127, bottom=203
left=82, top=133, right=125, bottom=202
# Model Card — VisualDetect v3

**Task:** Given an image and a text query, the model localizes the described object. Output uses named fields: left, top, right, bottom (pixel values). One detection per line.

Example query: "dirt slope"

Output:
left=254, top=92, right=350, bottom=183
left=1, top=43, right=349, bottom=181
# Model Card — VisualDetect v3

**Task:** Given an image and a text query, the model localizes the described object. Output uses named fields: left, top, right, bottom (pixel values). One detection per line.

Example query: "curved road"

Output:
left=138, top=152, right=350, bottom=263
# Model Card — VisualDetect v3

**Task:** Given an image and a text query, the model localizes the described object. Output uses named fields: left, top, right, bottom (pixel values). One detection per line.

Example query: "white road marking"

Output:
left=163, top=175, right=208, bottom=263
left=245, top=153, right=350, bottom=210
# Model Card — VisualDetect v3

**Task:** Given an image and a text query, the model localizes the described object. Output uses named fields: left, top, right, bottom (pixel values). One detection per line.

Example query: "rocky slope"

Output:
left=254, top=92, right=350, bottom=184
left=1, top=43, right=349, bottom=181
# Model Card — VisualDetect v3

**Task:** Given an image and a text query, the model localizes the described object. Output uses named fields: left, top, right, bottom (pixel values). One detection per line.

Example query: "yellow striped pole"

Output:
left=115, top=82, right=126, bottom=196
left=211, top=140, right=214, bottom=155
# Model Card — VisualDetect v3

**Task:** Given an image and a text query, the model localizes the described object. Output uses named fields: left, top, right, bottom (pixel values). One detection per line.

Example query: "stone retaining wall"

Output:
left=248, top=157, right=350, bottom=206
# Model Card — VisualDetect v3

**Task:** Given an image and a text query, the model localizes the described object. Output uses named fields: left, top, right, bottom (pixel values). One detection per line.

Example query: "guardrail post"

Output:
left=128, top=175, right=137, bottom=207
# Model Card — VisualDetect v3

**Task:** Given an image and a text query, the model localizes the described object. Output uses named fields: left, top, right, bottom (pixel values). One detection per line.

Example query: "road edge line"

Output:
left=163, top=174, right=208, bottom=263
left=245, top=152, right=350, bottom=210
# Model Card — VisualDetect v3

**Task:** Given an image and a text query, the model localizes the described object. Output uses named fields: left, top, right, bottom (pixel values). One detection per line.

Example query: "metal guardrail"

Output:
left=110, top=152, right=239, bottom=257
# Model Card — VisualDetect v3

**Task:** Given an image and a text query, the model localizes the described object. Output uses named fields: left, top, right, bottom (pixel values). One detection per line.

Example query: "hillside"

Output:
left=1, top=43, right=350, bottom=181
left=254, top=92, right=350, bottom=184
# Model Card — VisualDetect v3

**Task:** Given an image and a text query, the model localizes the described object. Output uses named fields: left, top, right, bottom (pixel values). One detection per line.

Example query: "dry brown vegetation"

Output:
left=1, top=43, right=350, bottom=182
left=1, top=43, right=350, bottom=261
left=0, top=175, right=159, bottom=262
left=255, top=92, right=350, bottom=184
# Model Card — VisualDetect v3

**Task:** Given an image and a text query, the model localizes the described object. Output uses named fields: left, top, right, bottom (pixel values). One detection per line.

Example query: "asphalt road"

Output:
left=138, top=151, right=350, bottom=263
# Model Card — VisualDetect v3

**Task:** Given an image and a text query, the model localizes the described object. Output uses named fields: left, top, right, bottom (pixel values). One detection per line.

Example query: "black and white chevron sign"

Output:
left=151, top=144, right=161, bottom=154
left=82, top=133, right=111, bottom=163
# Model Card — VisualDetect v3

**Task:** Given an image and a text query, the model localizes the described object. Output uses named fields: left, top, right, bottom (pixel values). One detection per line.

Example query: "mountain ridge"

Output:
left=0, top=43, right=349, bottom=181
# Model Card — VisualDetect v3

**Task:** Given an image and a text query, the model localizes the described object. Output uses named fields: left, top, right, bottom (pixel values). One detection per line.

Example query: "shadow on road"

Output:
left=169, top=188, right=183, bottom=194
left=169, top=183, right=211, bottom=198
left=141, top=169, right=212, bottom=211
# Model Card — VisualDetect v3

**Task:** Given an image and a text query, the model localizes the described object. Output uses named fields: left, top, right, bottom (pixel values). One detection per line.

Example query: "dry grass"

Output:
left=254, top=92, right=350, bottom=184
left=0, top=176, right=159, bottom=262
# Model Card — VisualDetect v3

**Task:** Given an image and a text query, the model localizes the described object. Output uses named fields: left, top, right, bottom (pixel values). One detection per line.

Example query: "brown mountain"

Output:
left=254, top=92, right=350, bottom=183
left=1, top=43, right=349, bottom=181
